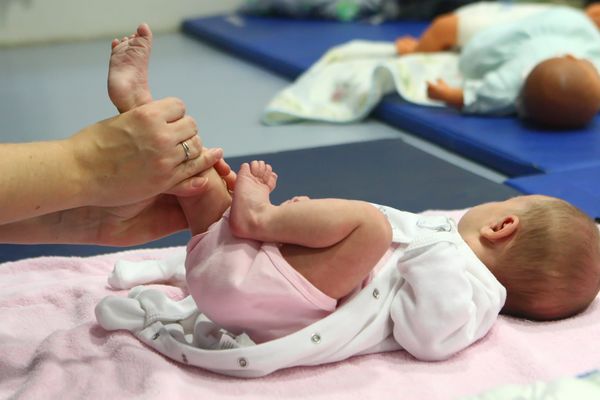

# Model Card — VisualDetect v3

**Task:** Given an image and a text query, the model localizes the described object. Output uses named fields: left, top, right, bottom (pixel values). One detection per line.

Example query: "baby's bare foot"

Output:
left=108, top=23, right=153, bottom=113
left=229, top=161, right=278, bottom=239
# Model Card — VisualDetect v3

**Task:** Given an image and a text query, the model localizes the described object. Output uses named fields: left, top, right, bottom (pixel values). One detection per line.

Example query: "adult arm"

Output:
left=0, top=195, right=184, bottom=245
left=0, top=98, right=217, bottom=225
left=0, top=148, right=235, bottom=245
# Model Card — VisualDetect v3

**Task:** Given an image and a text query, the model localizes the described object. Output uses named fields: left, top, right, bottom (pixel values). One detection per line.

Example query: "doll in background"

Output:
left=397, top=3, right=600, bottom=129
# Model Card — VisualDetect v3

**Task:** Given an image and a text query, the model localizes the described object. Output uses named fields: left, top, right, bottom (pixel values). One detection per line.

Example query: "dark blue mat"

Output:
left=182, top=15, right=600, bottom=177
left=0, top=139, right=521, bottom=263
left=506, top=167, right=600, bottom=219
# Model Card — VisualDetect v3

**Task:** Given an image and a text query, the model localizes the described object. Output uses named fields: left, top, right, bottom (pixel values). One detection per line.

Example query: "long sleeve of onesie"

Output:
left=390, top=240, right=506, bottom=361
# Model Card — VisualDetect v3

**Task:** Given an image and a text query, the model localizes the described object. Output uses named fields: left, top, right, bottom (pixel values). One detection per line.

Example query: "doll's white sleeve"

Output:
left=390, top=241, right=506, bottom=361
left=461, top=57, right=526, bottom=116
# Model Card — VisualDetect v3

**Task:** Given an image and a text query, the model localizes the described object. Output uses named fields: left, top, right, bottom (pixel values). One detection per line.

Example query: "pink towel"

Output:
left=1, top=211, right=599, bottom=400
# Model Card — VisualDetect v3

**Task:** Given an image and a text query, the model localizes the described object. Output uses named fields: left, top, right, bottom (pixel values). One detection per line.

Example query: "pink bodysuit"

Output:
left=185, top=209, right=388, bottom=343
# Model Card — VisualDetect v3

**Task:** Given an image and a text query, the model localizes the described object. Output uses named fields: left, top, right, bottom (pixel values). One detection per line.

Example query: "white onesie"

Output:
left=96, top=205, right=506, bottom=377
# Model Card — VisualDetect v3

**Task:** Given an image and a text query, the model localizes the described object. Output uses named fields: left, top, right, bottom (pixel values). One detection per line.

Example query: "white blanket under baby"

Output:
left=261, top=40, right=461, bottom=125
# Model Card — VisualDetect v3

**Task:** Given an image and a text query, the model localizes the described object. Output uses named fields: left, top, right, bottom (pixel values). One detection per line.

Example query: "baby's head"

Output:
left=518, top=56, right=600, bottom=129
left=459, top=195, right=600, bottom=321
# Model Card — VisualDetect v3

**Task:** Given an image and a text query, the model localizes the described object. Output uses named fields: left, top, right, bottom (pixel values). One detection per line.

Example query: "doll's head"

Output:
left=519, top=56, right=600, bottom=129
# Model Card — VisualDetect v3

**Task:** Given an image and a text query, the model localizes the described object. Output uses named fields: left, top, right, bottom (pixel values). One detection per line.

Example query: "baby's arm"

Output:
left=229, top=161, right=392, bottom=300
left=390, top=242, right=506, bottom=361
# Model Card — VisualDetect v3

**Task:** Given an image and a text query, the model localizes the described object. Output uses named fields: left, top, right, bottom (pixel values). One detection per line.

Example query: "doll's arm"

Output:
left=396, top=13, right=459, bottom=55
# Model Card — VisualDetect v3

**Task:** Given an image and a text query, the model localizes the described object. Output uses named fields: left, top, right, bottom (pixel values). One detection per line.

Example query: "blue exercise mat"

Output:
left=506, top=167, right=600, bottom=220
left=0, top=139, right=521, bottom=263
left=182, top=15, right=600, bottom=177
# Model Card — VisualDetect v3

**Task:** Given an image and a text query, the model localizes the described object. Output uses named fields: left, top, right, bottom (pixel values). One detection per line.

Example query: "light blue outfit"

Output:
left=459, top=7, right=600, bottom=115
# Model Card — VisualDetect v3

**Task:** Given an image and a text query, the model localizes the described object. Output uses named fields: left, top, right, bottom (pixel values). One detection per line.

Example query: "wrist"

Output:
left=444, top=88, right=464, bottom=108
left=65, top=126, right=101, bottom=208
left=0, top=207, right=100, bottom=244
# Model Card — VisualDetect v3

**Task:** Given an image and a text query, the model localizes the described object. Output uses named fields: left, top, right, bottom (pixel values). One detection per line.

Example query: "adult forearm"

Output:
left=0, top=195, right=189, bottom=246
left=0, top=207, right=99, bottom=244
left=0, top=140, right=87, bottom=225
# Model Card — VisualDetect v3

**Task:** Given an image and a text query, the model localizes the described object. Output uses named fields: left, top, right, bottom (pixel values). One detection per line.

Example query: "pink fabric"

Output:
left=186, top=214, right=336, bottom=343
left=1, top=210, right=599, bottom=400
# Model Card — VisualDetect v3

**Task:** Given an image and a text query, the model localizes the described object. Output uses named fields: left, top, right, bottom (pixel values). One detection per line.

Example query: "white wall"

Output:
left=0, top=0, right=244, bottom=46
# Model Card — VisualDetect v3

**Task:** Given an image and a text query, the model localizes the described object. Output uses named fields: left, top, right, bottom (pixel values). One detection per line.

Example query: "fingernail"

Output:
left=211, top=147, right=223, bottom=157
left=192, top=177, right=208, bottom=188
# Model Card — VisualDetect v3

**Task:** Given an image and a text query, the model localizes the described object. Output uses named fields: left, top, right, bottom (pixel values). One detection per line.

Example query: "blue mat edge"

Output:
left=182, top=18, right=302, bottom=79
left=181, top=16, right=541, bottom=177
left=505, top=170, right=600, bottom=219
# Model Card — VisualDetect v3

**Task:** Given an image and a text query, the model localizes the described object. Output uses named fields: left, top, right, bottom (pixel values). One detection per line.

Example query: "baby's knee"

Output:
left=364, top=204, right=393, bottom=248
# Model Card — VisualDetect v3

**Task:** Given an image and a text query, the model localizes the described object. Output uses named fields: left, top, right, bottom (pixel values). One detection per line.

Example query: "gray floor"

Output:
left=0, top=31, right=505, bottom=182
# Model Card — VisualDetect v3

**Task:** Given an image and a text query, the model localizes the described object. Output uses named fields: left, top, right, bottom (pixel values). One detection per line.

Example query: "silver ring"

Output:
left=181, top=141, right=191, bottom=162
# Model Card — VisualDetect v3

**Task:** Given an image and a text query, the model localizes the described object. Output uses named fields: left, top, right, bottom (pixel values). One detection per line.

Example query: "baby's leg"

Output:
left=178, top=169, right=232, bottom=236
left=230, top=161, right=392, bottom=299
left=108, top=23, right=153, bottom=113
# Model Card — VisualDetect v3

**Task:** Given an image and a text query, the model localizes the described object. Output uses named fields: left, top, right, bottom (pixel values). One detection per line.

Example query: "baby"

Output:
left=107, top=24, right=600, bottom=363
left=397, top=2, right=600, bottom=129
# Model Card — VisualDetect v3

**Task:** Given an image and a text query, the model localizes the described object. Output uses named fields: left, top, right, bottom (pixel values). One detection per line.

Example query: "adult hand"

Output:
left=69, top=97, right=223, bottom=207
left=92, top=195, right=187, bottom=245
left=0, top=195, right=186, bottom=245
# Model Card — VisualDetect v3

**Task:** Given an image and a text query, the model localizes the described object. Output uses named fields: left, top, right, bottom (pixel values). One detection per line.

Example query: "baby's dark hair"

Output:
left=495, top=197, right=600, bottom=320
left=518, top=57, right=600, bottom=130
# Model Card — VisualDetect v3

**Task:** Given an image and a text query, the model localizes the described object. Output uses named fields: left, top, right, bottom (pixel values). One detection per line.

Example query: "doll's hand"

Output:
left=395, top=36, right=419, bottom=55
left=427, top=79, right=464, bottom=108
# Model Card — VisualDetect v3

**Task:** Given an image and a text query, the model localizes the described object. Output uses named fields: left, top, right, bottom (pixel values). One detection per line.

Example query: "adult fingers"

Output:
left=214, top=158, right=232, bottom=178
left=168, top=147, right=230, bottom=196
left=214, top=159, right=236, bottom=191
left=174, top=134, right=203, bottom=164
left=169, top=115, right=200, bottom=147
left=166, top=175, right=210, bottom=197
left=172, top=147, right=224, bottom=185
left=149, top=97, right=187, bottom=123
left=221, top=171, right=237, bottom=192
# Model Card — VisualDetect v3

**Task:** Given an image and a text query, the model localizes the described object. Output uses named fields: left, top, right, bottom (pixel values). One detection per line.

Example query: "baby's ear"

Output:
left=480, top=215, right=520, bottom=242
